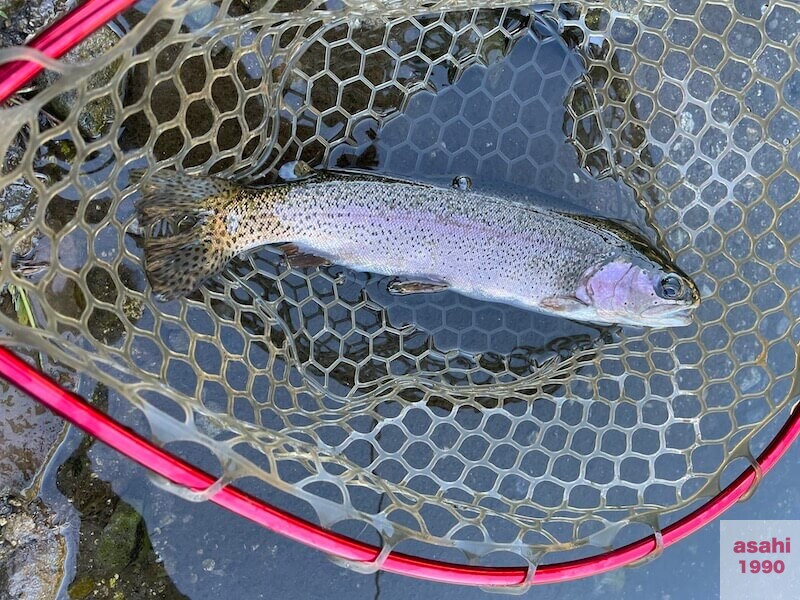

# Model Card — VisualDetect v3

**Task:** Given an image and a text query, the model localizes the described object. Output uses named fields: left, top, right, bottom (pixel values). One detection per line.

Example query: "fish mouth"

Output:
left=566, top=303, right=696, bottom=328
left=638, top=304, right=696, bottom=327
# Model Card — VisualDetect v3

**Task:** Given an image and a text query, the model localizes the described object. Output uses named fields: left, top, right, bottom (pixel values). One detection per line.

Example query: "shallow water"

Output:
left=31, top=415, right=800, bottom=599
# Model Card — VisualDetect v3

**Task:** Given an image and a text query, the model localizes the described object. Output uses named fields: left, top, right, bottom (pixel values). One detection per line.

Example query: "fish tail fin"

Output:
left=132, top=169, right=238, bottom=227
left=133, top=170, right=246, bottom=300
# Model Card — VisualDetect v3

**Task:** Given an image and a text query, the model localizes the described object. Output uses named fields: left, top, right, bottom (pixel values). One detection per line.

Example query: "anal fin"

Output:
left=388, top=277, right=449, bottom=295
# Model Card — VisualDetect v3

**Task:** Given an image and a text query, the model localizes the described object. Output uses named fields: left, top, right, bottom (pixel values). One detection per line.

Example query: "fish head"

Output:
left=571, top=257, right=700, bottom=328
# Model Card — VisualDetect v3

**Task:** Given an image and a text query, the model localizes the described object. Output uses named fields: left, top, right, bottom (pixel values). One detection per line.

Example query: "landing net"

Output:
left=1, top=0, right=799, bottom=584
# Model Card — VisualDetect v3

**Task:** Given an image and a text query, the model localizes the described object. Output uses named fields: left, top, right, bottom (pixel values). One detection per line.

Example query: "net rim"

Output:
left=3, top=0, right=800, bottom=588
left=0, top=0, right=138, bottom=104
left=1, top=345, right=798, bottom=586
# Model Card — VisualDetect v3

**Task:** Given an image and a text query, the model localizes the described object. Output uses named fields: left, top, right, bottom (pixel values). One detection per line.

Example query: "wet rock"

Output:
left=0, top=348, right=73, bottom=496
left=0, top=380, right=65, bottom=494
left=0, top=0, right=73, bottom=47
left=0, top=184, right=38, bottom=258
left=1, top=124, right=27, bottom=174
left=0, top=179, right=43, bottom=281
left=1, top=16, right=50, bottom=280
left=0, top=180, right=35, bottom=224
left=0, top=495, right=67, bottom=600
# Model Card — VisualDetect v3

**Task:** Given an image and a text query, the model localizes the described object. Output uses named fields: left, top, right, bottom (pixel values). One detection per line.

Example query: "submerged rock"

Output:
left=0, top=0, right=125, bottom=140
left=57, top=385, right=189, bottom=600
left=39, top=24, right=124, bottom=139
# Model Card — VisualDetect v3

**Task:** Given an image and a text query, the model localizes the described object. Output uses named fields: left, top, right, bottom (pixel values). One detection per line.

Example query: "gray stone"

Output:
left=0, top=0, right=72, bottom=47
left=0, top=496, right=67, bottom=600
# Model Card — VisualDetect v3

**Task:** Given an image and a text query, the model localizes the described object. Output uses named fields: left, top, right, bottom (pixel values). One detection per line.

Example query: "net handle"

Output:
left=1, top=345, right=799, bottom=587
left=0, top=0, right=138, bottom=104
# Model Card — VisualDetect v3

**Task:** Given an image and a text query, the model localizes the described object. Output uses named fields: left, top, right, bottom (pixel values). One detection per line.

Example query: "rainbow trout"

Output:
left=135, top=166, right=699, bottom=327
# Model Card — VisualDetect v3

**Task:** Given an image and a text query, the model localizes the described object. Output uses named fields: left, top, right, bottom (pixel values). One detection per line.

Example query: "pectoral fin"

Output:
left=388, top=277, right=450, bottom=295
left=540, top=296, right=587, bottom=313
left=279, top=243, right=331, bottom=268
left=452, top=175, right=472, bottom=191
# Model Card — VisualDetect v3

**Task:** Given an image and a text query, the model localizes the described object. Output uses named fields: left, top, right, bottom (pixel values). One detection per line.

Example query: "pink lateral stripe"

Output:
left=0, top=0, right=139, bottom=104
left=1, top=345, right=799, bottom=586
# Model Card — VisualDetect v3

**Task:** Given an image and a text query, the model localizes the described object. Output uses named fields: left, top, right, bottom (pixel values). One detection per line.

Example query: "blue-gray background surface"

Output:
left=75, top=417, right=800, bottom=600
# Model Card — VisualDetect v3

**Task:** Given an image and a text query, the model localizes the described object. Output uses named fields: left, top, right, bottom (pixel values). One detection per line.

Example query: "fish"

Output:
left=133, top=164, right=700, bottom=328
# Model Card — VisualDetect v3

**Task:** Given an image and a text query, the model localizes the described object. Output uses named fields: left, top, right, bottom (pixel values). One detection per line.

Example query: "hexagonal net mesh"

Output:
left=2, top=0, right=799, bottom=577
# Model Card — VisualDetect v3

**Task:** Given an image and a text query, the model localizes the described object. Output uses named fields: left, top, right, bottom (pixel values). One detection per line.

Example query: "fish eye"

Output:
left=657, top=273, right=685, bottom=300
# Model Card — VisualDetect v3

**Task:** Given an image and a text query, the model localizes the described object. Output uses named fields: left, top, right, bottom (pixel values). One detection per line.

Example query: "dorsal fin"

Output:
left=278, top=160, right=318, bottom=181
